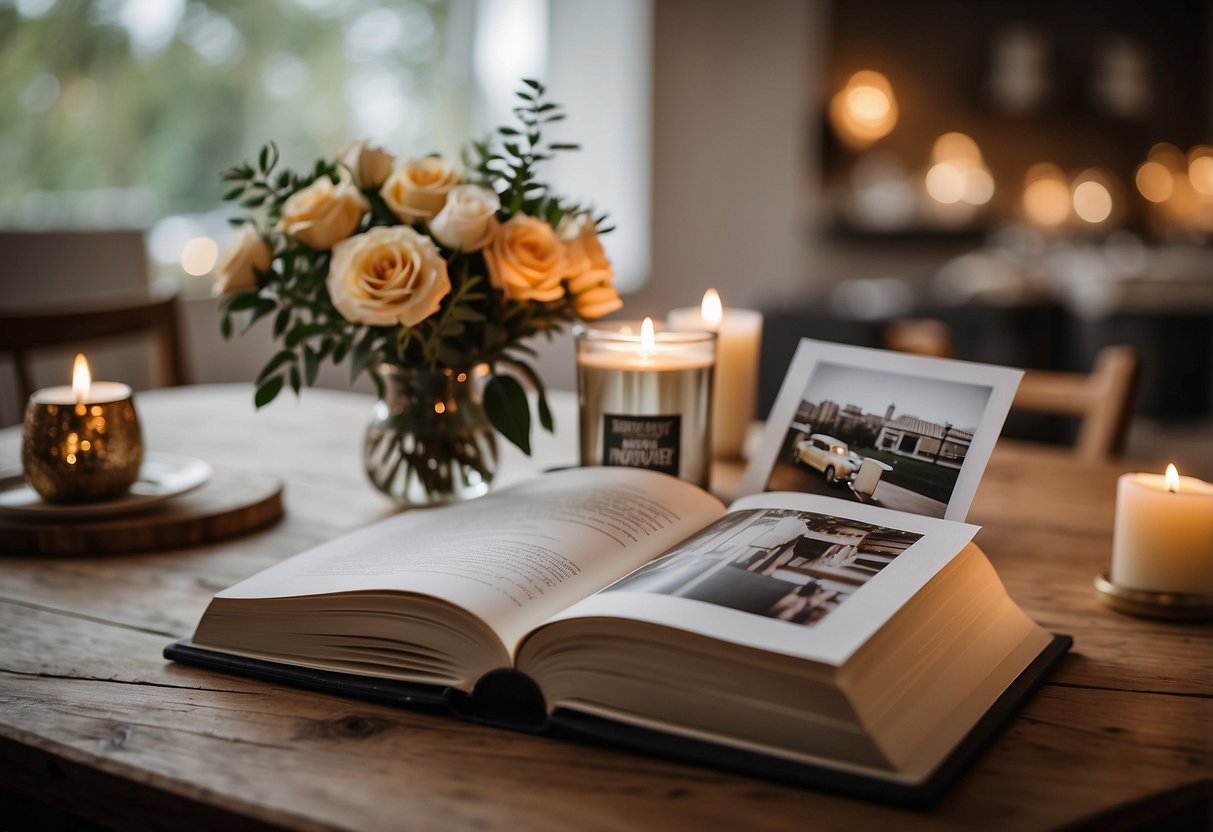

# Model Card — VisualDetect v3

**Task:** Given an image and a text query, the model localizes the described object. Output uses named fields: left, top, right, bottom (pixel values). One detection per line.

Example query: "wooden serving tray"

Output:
left=0, top=468, right=283, bottom=556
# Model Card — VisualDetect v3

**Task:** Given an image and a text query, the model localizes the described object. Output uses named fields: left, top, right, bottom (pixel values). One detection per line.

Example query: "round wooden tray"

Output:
left=0, top=467, right=284, bottom=556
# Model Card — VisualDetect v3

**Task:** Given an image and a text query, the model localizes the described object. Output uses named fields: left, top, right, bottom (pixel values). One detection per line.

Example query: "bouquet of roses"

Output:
left=212, top=79, right=621, bottom=457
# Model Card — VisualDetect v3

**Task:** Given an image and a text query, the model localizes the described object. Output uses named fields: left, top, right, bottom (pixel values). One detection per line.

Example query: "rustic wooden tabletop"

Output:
left=1, top=385, right=1209, bottom=831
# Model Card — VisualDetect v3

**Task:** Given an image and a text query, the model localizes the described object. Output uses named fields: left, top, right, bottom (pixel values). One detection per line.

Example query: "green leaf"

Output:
left=548, top=143, right=581, bottom=151
left=225, top=291, right=263, bottom=311
left=289, top=364, right=301, bottom=395
left=484, top=374, right=531, bottom=455
left=254, top=375, right=284, bottom=408
left=256, top=349, right=296, bottom=386
left=498, top=126, right=520, bottom=136
left=220, top=312, right=233, bottom=339
left=499, top=359, right=554, bottom=433
left=223, top=185, right=245, bottom=201
left=273, top=307, right=291, bottom=338
left=521, top=78, right=542, bottom=91
left=302, top=345, right=320, bottom=386
left=349, top=329, right=378, bottom=381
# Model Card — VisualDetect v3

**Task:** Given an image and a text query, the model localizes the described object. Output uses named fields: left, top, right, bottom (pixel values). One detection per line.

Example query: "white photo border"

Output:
left=740, top=339, right=1023, bottom=521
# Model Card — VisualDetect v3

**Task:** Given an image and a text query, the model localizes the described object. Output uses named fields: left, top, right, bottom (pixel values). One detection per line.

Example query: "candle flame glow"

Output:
left=1165, top=463, right=1180, bottom=493
left=72, top=353, right=91, bottom=403
left=701, top=289, right=723, bottom=329
left=640, top=317, right=656, bottom=358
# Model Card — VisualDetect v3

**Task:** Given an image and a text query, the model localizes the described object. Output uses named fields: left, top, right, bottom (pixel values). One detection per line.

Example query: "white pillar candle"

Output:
left=1111, top=465, right=1213, bottom=596
left=667, top=290, right=763, bottom=460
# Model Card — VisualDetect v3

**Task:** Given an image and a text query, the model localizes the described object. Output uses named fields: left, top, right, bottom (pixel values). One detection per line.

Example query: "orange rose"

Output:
left=279, top=175, right=368, bottom=251
left=483, top=215, right=567, bottom=303
left=558, top=213, right=622, bottom=319
left=380, top=156, right=461, bottom=223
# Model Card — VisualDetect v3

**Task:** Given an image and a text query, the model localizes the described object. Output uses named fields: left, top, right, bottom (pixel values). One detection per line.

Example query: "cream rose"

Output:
left=279, top=175, right=368, bottom=251
left=338, top=138, right=395, bottom=189
left=213, top=225, right=272, bottom=294
left=558, top=213, right=622, bottom=319
left=483, top=215, right=567, bottom=303
left=380, top=156, right=461, bottom=223
left=326, top=226, right=451, bottom=327
left=429, top=185, right=501, bottom=252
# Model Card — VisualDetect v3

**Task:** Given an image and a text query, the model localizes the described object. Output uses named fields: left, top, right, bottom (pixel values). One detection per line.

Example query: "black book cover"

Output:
left=164, top=633, right=1072, bottom=807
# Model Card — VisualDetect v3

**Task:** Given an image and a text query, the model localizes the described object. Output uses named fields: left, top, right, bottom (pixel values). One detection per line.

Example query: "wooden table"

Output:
left=1, top=385, right=1210, bottom=831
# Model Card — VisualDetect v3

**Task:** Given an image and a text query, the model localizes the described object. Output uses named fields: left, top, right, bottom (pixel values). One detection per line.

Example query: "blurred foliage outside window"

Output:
left=0, top=0, right=471, bottom=293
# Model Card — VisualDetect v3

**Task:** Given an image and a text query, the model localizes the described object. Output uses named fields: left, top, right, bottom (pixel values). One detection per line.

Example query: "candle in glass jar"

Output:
left=667, top=289, right=762, bottom=460
left=1111, top=464, right=1213, bottom=596
left=576, top=318, right=716, bottom=488
left=21, top=353, right=143, bottom=503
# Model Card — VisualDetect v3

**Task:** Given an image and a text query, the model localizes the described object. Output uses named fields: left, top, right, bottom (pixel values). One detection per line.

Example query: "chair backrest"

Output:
left=0, top=293, right=189, bottom=404
left=1012, top=345, right=1140, bottom=463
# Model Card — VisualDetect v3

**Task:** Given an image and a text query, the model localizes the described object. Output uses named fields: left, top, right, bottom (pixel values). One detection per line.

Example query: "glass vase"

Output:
left=364, top=364, right=498, bottom=508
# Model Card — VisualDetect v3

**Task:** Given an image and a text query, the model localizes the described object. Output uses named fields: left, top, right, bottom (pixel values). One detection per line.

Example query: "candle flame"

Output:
left=640, top=317, right=656, bottom=358
left=701, top=289, right=723, bottom=329
left=72, top=353, right=91, bottom=403
left=1165, top=463, right=1180, bottom=493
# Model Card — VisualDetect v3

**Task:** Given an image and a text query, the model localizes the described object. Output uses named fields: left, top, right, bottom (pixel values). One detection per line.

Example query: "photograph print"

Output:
left=607, top=508, right=923, bottom=628
left=741, top=339, right=1023, bottom=521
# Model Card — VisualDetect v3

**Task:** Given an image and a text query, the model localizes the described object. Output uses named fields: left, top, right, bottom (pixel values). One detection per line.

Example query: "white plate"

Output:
left=0, top=453, right=213, bottom=521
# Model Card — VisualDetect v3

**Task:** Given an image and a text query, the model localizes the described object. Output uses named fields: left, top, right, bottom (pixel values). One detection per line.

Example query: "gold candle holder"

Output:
left=21, top=364, right=143, bottom=503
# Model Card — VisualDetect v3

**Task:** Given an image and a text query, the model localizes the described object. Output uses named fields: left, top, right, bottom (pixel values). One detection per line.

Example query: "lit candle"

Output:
left=667, top=289, right=763, bottom=460
left=576, top=318, right=716, bottom=488
left=21, top=353, right=143, bottom=503
left=1111, top=464, right=1213, bottom=596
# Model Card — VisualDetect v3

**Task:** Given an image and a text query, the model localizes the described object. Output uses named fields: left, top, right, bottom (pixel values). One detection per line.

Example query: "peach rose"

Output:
left=326, top=226, right=451, bottom=327
left=213, top=225, right=272, bottom=294
left=338, top=139, right=395, bottom=189
left=429, top=184, right=501, bottom=252
left=279, top=175, right=368, bottom=251
left=380, top=156, right=461, bottom=223
left=558, top=213, right=622, bottom=319
left=483, top=215, right=567, bottom=303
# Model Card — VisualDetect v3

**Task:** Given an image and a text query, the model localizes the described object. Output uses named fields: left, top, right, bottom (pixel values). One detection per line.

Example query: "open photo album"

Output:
left=167, top=340, right=1068, bottom=804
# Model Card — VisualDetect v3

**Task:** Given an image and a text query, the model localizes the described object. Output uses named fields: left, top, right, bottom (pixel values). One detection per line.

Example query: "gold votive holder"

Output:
left=22, top=384, right=143, bottom=503
left=1093, top=572, right=1213, bottom=621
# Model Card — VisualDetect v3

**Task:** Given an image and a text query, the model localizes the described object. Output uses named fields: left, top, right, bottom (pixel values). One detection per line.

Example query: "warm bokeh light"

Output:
left=1148, top=142, right=1185, bottom=167
left=1188, top=148, right=1213, bottom=196
left=1022, top=163, right=1070, bottom=227
left=829, top=70, right=898, bottom=148
left=1165, top=463, right=1180, bottom=493
left=962, top=167, right=995, bottom=205
left=1072, top=176, right=1113, bottom=224
left=1135, top=160, right=1174, bottom=203
left=932, top=132, right=982, bottom=165
left=925, top=162, right=966, bottom=204
left=640, top=317, right=655, bottom=357
left=700, top=289, right=723, bottom=328
left=181, top=236, right=219, bottom=276
left=72, top=353, right=91, bottom=403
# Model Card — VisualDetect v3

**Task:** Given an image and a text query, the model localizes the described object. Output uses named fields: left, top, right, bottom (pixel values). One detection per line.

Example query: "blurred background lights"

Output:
left=1187, top=148, right=1213, bottom=197
left=931, top=132, right=982, bottom=166
left=1072, top=173, right=1114, bottom=224
left=1022, top=163, right=1071, bottom=227
left=1135, top=160, right=1173, bottom=203
left=925, top=162, right=966, bottom=204
left=180, top=237, right=218, bottom=276
left=829, top=70, right=898, bottom=148
left=924, top=132, right=993, bottom=206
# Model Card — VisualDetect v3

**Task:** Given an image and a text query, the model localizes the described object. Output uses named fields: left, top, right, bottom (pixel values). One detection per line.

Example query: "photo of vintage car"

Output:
left=793, top=433, right=862, bottom=484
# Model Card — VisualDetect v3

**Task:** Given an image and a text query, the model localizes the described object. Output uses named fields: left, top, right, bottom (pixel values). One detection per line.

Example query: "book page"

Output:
left=539, top=491, right=977, bottom=666
left=215, top=467, right=725, bottom=654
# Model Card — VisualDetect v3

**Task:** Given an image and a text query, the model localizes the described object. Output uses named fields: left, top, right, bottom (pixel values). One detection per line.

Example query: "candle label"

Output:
left=602, top=413, right=681, bottom=476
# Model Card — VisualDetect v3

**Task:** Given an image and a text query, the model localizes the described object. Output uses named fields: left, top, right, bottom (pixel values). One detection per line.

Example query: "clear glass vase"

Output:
left=364, top=364, right=499, bottom=508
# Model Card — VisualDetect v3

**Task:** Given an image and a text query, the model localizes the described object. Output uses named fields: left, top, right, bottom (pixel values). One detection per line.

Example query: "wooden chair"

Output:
left=1012, top=345, right=1140, bottom=463
left=0, top=293, right=189, bottom=403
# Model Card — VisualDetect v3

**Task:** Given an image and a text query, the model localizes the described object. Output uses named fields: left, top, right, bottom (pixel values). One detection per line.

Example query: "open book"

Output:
left=168, top=466, right=1065, bottom=804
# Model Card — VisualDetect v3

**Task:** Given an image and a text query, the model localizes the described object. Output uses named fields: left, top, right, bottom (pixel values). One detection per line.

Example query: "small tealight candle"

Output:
left=1111, top=464, right=1213, bottom=596
left=576, top=318, right=716, bottom=488
left=667, top=289, right=763, bottom=460
left=21, top=353, right=143, bottom=503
